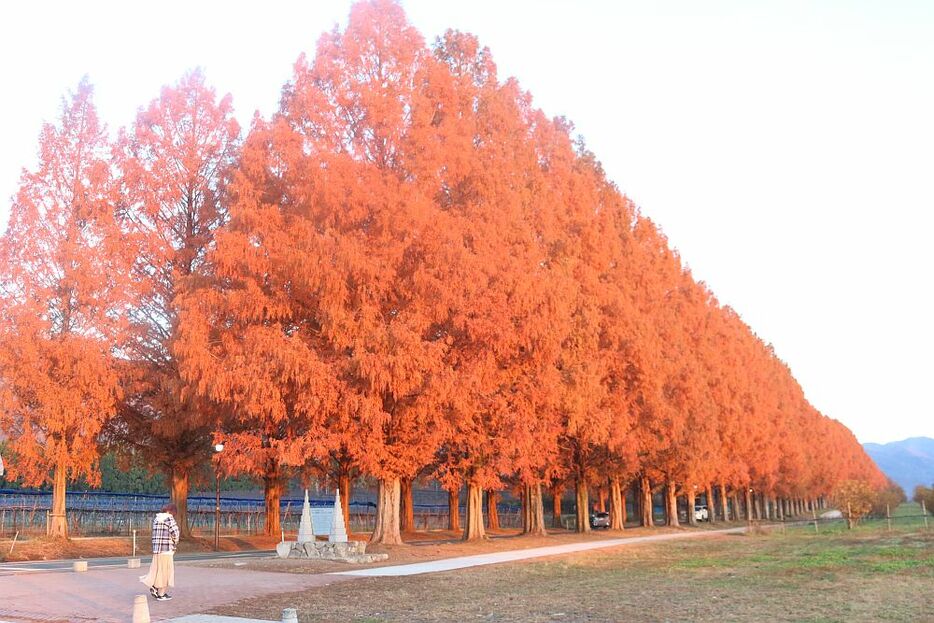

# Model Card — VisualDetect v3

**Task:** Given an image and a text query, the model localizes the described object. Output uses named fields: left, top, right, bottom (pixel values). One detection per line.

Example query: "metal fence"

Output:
left=0, top=489, right=524, bottom=537
left=772, top=507, right=931, bottom=534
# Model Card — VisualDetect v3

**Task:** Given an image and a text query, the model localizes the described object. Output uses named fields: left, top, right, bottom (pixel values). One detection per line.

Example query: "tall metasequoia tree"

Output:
left=0, top=80, right=130, bottom=537
left=427, top=30, right=567, bottom=541
left=0, top=1, right=893, bottom=549
left=174, top=117, right=343, bottom=537
left=175, top=0, right=886, bottom=542
left=279, top=0, right=453, bottom=545
left=111, top=70, right=240, bottom=536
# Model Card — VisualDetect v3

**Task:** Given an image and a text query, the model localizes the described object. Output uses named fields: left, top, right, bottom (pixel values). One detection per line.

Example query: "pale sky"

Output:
left=1, top=1, right=931, bottom=444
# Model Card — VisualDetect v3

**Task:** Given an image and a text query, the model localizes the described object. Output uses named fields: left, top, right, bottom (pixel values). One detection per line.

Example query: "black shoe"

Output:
left=156, top=593, right=173, bottom=601
left=149, top=586, right=158, bottom=599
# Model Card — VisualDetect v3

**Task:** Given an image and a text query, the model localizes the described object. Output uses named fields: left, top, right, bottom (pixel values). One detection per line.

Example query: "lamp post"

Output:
left=213, top=442, right=224, bottom=551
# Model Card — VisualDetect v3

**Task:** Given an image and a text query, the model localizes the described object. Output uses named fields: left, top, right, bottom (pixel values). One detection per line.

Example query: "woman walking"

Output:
left=140, top=502, right=180, bottom=601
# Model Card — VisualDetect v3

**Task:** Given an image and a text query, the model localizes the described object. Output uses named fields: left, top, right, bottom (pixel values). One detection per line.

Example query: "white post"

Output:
left=132, top=594, right=151, bottom=623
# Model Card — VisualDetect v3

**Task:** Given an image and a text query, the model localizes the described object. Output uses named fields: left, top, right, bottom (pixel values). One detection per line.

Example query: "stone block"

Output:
left=283, top=538, right=378, bottom=562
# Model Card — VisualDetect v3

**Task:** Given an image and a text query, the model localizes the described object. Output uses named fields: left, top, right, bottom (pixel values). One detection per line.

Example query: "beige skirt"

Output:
left=139, top=552, right=175, bottom=590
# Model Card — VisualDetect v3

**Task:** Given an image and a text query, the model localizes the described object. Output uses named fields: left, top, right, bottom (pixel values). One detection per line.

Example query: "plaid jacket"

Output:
left=151, top=513, right=180, bottom=554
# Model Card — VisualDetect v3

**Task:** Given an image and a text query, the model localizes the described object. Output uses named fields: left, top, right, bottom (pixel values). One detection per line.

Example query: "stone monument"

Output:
left=329, top=488, right=348, bottom=543
left=297, top=489, right=316, bottom=544
left=276, top=487, right=386, bottom=563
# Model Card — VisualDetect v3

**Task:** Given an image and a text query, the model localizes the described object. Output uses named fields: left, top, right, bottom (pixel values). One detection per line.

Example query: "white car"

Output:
left=694, top=505, right=709, bottom=521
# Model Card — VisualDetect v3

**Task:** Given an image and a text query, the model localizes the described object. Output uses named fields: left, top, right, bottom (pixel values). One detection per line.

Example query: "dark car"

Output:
left=590, top=511, right=610, bottom=529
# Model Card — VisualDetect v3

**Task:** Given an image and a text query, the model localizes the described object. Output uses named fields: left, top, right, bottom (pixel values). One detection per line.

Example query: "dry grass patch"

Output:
left=213, top=529, right=933, bottom=623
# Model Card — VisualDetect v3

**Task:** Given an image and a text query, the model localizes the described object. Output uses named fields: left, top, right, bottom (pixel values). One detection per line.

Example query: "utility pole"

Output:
left=213, top=442, right=225, bottom=551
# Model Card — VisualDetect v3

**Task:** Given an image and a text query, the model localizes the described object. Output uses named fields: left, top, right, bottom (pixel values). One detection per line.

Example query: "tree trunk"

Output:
left=400, top=478, right=415, bottom=533
left=170, top=468, right=192, bottom=538
left=640, top=474, right=654, bottom=527
left=706, top=484, right=716, bottom=523
left=486, top=489, right=500, bottom=530
left=523, top=483, right=547, bottom=536
left=551, top=486, right=563, bottom=529
left=621, top=483, right=628, bottom=526
left=49, top=461, right=67, bottom=538
left=598, top=487, right=607, bottom=513
left=575, top=478, right=591, bottom=533
left=609, top=477, right=624, bottom=530
left=730, top=492, right=741, bottom=520
left=263, top=465, right=283, bottom=537
left=447, top=487, right=461, bottom=531
left=371, top=477, right=403, bottom=545
left=720, top=482, right=730, bottom=522
left=687, top=487, right=697, bottom=526
left=338, top=471, right=352, bottom=532
left=463, top=481, right=486, bottom=541
left=744, top=488, right=753, bottom=522
left=666, top=480, right=679, bottom=527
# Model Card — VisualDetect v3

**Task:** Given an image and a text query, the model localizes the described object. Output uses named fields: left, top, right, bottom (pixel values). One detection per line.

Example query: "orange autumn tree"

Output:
left=426, top=30, right=568, bottom=541
left=276, top=0, right=456, bottom=545
left=0, top=80, right=130, bottom=537
left=161, top=0, right=886, bottom=542
left=174, top=117, right=343, bottom=537
left=110, top=70, right=240, bottom=536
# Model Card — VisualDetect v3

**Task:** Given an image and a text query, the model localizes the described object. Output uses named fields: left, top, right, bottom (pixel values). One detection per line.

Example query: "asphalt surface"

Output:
left=0, top=549, right=275, bottom=576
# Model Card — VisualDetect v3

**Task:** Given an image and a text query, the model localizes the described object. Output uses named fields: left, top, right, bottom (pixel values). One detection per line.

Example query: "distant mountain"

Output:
left=863, top=437, right=934, bottom=496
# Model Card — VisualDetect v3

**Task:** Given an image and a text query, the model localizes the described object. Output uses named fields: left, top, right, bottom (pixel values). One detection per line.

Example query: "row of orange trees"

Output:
left=0, top=0, right=883, bottom=541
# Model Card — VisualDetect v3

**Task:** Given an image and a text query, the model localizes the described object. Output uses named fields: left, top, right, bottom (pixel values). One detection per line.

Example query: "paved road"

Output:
left=0, top=561, right=345, bottom=622
left=0, top=549, right=275, bottom=576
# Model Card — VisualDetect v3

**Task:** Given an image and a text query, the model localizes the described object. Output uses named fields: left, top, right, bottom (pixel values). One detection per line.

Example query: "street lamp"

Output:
left=213, top=442, right=224, bottom=551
